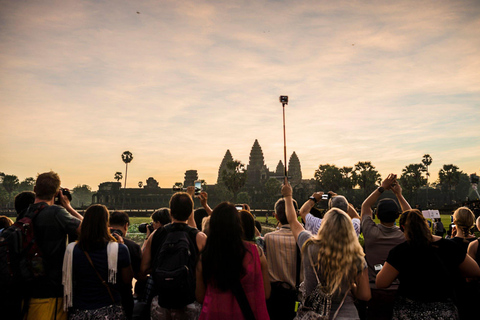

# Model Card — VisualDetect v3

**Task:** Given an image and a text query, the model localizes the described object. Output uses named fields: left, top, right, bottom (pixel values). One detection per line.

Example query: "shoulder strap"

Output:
left=24, top=203, right=47, bottom=220
left=295, top=244, right=301, bottom=290
left=83, top=250, right=115, bottom=304
left=231, top=280, right=256, bottom=320
left=331, top=291, right=349, bottom=320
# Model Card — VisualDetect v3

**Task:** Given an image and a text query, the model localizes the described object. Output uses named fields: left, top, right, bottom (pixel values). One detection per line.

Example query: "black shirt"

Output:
left=387, top=239, right=465, bottom=302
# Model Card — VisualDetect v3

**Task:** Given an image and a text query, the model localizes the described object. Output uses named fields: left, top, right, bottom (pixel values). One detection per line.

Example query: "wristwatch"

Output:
left=308, top=196, right=318, bottom=203
left=378, top=187, right=385, bottom=193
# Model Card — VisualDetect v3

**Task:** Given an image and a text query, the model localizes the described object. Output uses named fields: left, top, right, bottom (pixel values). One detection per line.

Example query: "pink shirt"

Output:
left=199, top=242, right=269, bottom=320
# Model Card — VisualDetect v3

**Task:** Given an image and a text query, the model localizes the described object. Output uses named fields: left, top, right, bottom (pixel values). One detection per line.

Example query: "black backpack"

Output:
left=0, top=204, right=46, bottom=300
left=153, top=223, right=199, bottom=309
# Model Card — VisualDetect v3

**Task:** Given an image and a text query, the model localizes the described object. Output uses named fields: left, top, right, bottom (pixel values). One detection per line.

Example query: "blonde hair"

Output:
left=303, top=208, right=365, bottom=294
left=453, top=207, right=475, bottom=236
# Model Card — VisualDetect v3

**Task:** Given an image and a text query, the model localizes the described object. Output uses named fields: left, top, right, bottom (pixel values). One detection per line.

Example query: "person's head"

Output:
left=328, top=195, right=348, bottom=213
left=14, top=191, right=35, bottom=215
left=79, top=204, right=115, bottom=251
left=274, top=198, right=298, bottom=225
left=376, top=199, right=400, bottom=223
left=151, top=207, right=171, bottom=228
left=453, top=207, right=475, bottom=236
left=194, top=208, right=208, bottom=231
left=34, top=171, right=61, bottom=201
left=0, top=216, right=13, bottom=229
left=109, top=211, right=130, bottom=235
left=399, top=209, right=432, bottom=247
left=306, top=208, right=365, bottom=294
left=169, top=192, right=193, bottom=221
left=239, top=210, right=255, bottom=241
left=202, top=202, right=246, bottom=291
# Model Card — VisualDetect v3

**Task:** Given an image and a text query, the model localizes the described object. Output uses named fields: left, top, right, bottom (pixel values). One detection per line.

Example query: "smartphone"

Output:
left=194, top=180, right=202, bottom=195
left=235, top=205, right=243, bottom=211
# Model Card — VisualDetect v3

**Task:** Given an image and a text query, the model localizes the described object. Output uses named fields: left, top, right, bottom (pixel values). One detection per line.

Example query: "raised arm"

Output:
left=391, top=182, right=411, bottom=211
left=299, top=192, right=323, bottom=222
left=58, top=188, right=83, bottom=234
left=347, top=203, right=361, bottom=220
left=186, top=186, right=197, bottom=228
left=361, top=174, right=396, bottom=218
left=198, top=191, right=213, bottom=215
left=282, top=179, right=304, bottom=243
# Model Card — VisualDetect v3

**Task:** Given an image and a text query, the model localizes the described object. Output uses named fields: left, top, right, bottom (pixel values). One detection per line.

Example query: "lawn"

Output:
left=125, top=213, right=464, bottom=245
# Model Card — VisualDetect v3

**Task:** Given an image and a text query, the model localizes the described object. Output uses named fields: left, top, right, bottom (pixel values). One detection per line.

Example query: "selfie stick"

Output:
left=280, top=96, right=288, bottom=178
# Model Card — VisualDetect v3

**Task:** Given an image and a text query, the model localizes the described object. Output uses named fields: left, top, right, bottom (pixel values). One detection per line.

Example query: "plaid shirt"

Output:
left=305, top=213, right=360, bottom=237
left=264, top=225, right=302, bottom=288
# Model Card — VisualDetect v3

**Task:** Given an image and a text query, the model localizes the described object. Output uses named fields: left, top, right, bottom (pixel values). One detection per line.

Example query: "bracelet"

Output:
left=308, top=196, right=318, bottom=203
left=378, top=187, right=385, bottom=193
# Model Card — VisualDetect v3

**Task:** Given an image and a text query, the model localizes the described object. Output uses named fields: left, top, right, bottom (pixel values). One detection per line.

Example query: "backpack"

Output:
left=0, top=204, right=46, bottom=300
left=153, top=223, right=199, bottom=309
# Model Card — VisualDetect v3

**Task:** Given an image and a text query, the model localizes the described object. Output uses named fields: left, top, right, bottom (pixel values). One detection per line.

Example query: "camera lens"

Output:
left=138, top=223, right=148, bottom=233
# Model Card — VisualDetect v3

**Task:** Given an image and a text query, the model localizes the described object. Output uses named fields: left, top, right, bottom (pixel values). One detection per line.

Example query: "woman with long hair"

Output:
left=282, top=181, right=370, bottom=319
left=377, top=209, right=480, bottom=319
left=63, top=204, right=133, bottom=319
left=196, top=202, right=270, bottom=320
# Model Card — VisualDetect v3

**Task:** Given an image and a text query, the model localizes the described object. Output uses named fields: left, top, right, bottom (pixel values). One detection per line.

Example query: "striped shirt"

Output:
left=264, top=225, right=302, bottom=288
left=305, top=213, right=361, bottom=237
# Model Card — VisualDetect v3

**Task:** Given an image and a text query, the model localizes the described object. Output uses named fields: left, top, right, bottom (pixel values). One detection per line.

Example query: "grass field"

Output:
left=126, top=213, right=467, bottom=244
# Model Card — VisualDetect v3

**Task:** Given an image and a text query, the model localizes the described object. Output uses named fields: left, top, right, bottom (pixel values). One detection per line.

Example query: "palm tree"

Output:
left=114, top=172, right=123, bottom=182
left=422, top=154, right=433, bottom=206
left=121, top=151, right=134, bottom=189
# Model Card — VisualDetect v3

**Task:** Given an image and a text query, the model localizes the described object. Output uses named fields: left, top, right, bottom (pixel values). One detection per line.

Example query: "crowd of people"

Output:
left=1, top=170, right=480, bottom=320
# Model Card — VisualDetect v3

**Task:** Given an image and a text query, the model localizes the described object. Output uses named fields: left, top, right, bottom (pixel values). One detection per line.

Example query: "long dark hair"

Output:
left=78, top=204, right=116, bottom=251
left=399, top=209, right=432, bottom=247
left=201, top=202, right=247, bottom=291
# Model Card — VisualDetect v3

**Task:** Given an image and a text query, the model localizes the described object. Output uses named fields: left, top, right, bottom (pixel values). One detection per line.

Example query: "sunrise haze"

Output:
left=1, top=0, right=479, bottom=191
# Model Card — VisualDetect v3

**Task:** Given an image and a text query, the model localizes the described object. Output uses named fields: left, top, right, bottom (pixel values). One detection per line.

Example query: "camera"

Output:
left=235, top=205, right=243, bottom=211
left=279, top=95, right=288, bottom=104
left=54, top=188, right=72, bottom=205
left=138, top=222, right=154, bottom=234
left=322, top=193, right=330, bottom=200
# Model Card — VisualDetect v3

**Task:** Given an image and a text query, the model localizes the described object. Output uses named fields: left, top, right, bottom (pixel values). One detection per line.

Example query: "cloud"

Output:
left=1, top=0, right=479, bottom=189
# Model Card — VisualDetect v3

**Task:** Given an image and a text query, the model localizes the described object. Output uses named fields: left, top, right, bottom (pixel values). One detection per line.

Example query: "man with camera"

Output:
left=361, top=173, right=410, bottom=320
left=109, top=211, right=142, bottom=320
left=299, top=192, right=361, bottom=236
left=23, top=171, right=83, bottom=320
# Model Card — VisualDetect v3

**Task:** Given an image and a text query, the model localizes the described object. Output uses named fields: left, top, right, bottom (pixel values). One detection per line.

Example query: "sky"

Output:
left=1, top=0, right=479, bottom=191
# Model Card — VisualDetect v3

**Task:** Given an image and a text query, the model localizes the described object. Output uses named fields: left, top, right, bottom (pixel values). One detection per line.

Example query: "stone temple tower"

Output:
left=288, top=152, right=302, bottom=186
left=247, top=140, right=269, bottom=186
left=275, top=160, right=285, bottom=176
left=184, top=170, right=198, bottom=187
left=217, top=149, right=234, bottom=183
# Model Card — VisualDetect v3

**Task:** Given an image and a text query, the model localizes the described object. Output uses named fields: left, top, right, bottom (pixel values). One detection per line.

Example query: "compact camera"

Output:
left=322, top=193, right=330, bottom=200
left=54, top=188, right=72, bottom=205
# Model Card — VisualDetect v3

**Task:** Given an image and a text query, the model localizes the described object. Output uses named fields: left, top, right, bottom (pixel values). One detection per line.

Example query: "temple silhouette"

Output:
left=93, top=140, right=315, bottom=210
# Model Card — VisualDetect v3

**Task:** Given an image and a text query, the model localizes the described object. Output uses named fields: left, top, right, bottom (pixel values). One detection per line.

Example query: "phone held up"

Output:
left=194, top=180, right=202, bottom=196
